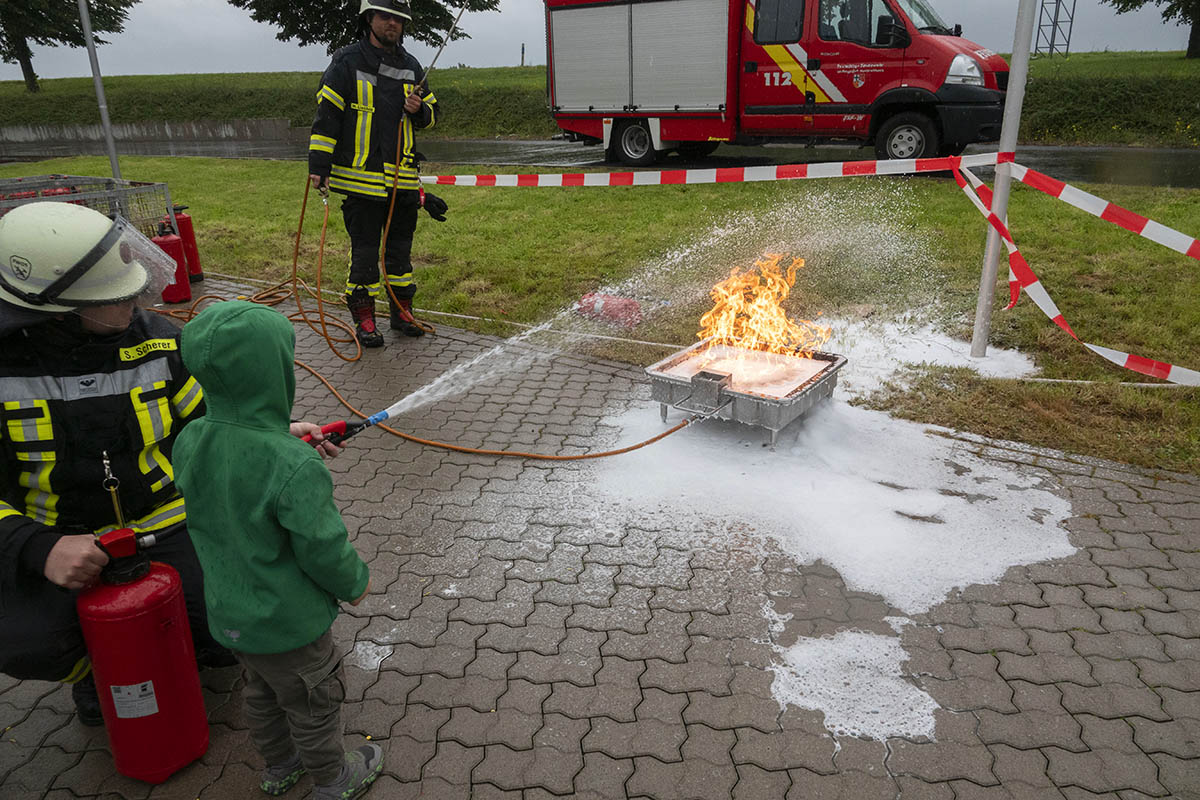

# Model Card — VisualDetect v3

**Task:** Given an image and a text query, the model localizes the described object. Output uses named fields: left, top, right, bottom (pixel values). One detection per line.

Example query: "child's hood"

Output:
left=181, top=300, right=294, bottom=428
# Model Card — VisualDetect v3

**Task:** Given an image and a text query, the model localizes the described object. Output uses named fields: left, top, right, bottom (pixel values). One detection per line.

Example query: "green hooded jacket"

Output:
left=174, top=301, right=368, bottom=654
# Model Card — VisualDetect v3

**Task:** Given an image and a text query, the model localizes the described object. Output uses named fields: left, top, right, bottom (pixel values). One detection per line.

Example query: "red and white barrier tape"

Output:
left=420, top=152, right=1199, bottom=385
left=421, top=153, right=1009, bottom=187
left=953, top=168, right=1199, bottom=386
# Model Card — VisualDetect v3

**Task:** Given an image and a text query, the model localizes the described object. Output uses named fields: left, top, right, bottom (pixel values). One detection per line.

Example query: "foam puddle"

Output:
left=771, top=629, right=942, bottom=741
left=586, top=399, right=1075, bottom=739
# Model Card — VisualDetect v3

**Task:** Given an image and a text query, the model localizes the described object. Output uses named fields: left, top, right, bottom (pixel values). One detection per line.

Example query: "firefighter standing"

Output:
left=0, top=202, right=340, bottom=727
left=308, top=0, right=444, bottom=347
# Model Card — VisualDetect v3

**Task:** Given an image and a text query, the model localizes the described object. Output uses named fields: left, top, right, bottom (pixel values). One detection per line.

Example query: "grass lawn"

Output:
left=2, top=155, right=1197, bottom=472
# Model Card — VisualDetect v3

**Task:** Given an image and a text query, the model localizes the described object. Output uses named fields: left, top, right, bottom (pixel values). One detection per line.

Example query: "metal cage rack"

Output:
left=0, top=174, right=178, bottom=239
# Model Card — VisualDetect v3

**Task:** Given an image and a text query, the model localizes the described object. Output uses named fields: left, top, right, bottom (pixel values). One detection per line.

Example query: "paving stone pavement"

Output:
left=2, top=283, right=1199, bottom=799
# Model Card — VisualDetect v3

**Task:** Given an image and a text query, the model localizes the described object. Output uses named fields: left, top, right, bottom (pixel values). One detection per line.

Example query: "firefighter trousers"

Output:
left=234, top=629, right=346, bottom=785
left=342, top=192, right=419, bottom=303
left=0, top=525, right=223, bottom=682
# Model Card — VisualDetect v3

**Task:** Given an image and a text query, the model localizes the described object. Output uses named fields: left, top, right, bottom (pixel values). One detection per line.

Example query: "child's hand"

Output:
left=289, top=421, right=344, bottom=459
left=350, top=579, right=372, bottom=606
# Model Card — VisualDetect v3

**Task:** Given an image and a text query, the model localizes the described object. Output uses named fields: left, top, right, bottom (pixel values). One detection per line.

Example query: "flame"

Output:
left=698, top=253, right=831, bottom=356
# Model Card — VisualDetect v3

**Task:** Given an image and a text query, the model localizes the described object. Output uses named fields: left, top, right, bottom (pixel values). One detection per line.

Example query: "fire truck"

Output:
left=544, top=0, right=1009, bottom=165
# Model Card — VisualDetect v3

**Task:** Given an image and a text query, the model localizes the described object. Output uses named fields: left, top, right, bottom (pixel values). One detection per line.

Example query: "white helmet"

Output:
left=0, top=202, right=173, bottom=312
left=360, top=0, right=412, bottom=21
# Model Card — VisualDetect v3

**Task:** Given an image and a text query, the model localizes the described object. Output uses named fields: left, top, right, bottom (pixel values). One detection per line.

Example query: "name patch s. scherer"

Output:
left=119, top=339, right=177, bottom=362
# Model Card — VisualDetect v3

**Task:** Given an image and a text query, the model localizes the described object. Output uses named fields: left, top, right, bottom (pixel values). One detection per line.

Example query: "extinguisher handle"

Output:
left=301, top=420, right=347, bottom=446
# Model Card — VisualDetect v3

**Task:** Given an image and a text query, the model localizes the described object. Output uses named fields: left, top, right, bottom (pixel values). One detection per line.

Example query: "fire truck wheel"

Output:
left=677, top=141, right=720, bottom=160
left=874, top=112, right=939, bottom=160
left=614, top=121, right=656, bottom=166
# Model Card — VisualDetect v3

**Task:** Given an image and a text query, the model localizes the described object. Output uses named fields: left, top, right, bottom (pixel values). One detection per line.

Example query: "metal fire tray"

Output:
left=646, top=339, right=847, bottom=445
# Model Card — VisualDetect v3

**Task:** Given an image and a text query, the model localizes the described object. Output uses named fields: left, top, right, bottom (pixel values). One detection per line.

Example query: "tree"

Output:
left=0, top=0, right=140, bottom=92
left=1102, top=0, right=1200, bottom=58
left=227, top=0, right=499, bottom=55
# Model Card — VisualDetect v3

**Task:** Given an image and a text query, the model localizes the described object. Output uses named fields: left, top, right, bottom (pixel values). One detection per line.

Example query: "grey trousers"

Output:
left=235, top=630, right=346, bottom=785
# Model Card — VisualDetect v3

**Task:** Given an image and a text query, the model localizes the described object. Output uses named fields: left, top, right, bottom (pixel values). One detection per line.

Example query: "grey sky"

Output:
left=0, top=0, right=1189, bottom=82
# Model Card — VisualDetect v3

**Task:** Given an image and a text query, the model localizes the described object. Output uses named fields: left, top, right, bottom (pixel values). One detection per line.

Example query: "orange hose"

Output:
left=150, top=175, right=689, bottom=461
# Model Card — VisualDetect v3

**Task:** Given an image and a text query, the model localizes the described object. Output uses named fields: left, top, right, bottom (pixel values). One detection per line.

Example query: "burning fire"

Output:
left=698, top=254, right=831, bottom=356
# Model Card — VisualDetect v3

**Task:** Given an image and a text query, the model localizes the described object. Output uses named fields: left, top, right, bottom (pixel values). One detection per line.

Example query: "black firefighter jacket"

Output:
left=308, top=37, right=438, bottom=199
left=0, top=310, right=203, bottom=599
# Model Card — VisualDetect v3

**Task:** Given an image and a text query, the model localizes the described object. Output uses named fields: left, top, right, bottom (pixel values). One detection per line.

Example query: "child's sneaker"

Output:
left=260, top=753, right=306, bottom=795
left=312, top=744, right=383, bottom=800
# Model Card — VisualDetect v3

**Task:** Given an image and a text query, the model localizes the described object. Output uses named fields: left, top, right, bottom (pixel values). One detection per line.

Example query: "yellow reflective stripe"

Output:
left=3, top=400, right=57, bottom=524
left=328, top=176, right=387, bottom=197
left=386, top=273, right=413, bottom=288
left=61, top=656, right=91, bottom=684
left=344, top=280, right=382, bottom=297
left=330, top=164, right=385, bottom=183
left=309, top=137, right=335, bottom=154
left=131, top=383, right=172, bottom=445
left=353, top=79, right=374, bottom=169
left=141, top=443, right=174, bottom=493
left=317, top=85, right=345, bottom=110
left=23, top=461, right=57, bottom=525
left=171, top=376, right=203, bottom=419
left=3, top=399, right=52, bottom=442
left=0, top=506, right=22, bottom=522
left=96, top=495, right=187, bottom=536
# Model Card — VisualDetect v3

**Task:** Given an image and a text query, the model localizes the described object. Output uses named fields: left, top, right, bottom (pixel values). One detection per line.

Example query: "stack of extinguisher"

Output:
left=154, top=205, right=205, bottom=304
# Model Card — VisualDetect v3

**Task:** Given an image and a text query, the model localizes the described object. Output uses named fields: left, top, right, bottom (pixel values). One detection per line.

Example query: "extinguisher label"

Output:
left=110, top=681, right=160, bottom=719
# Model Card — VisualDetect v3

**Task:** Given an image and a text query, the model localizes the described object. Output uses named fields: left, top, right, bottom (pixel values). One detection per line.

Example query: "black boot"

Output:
left=72, top=673, right=104, bottom=727
left=390, top=297, right=425, bottom=337
left=346, top=287, right=384, bottom=348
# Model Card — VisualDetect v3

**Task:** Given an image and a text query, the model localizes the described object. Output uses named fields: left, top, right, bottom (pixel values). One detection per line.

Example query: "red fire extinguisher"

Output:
left=76, top=527, right=209, bottom=783
left=153, top=222, right=192, bottom=304
left=575, top=292, right=643, bottom=327
left=163, top=205, right=204, bottom=283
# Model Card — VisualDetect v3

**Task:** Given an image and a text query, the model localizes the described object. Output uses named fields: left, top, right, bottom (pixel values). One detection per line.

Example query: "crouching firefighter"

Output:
left=0, top=202, right=238, bottom=727
left=308, top=0, right=449, bottom=347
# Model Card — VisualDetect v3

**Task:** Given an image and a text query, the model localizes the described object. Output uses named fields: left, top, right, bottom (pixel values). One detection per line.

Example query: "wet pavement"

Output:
left=2, top=279, right=1199, bottom=799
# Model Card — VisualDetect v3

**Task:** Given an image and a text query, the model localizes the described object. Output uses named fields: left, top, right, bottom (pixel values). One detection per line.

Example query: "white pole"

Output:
left=76, top=0, right=121, bottom=180
left=970, top=0, right=1037, bottom=358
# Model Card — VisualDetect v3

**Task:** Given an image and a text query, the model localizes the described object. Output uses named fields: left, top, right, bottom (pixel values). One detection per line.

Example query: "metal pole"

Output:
left=77, top=0, right=121, bottom=180
left=1049, top=1, right=1061, bottom=55
left=969, top=0, right=1037, bottom=358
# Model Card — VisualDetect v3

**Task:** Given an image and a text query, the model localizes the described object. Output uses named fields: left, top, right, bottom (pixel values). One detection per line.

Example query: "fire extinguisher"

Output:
left=153, top=222, right=192, bottom=304
left=163, top=205, right=204, bottom=283
left=75, top=454, right=208, bottom=783
left=574, top=292, right=643, bottom=327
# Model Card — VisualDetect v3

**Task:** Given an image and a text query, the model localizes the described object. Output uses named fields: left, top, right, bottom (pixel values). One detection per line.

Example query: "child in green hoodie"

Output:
left=173, top=301, right=382, bottom=799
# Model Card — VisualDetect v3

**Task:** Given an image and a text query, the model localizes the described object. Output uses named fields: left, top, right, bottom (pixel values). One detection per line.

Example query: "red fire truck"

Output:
left=544, top=0, right=1009, bottom=165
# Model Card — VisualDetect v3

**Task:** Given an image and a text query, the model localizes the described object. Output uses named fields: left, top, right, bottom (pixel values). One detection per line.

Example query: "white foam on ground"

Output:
left=769, top=629, right=941, bottom=741
left=592, top=400, right=1074, bottom=614
left=821, top=315, right=1039, bottom=398
left=585, top=400, right=1075, bottom=739
left=345, top=641, right=393, bottom=671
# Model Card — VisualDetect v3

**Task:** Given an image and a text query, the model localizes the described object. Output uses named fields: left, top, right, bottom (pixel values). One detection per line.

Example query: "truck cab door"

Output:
left=738, top=0, right=820, bottom=136
left=806, top=0, right=908, bottom=137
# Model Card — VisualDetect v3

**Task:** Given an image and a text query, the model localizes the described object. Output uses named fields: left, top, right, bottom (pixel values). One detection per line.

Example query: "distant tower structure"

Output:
left=1035, top=0, right=1078, bottom=57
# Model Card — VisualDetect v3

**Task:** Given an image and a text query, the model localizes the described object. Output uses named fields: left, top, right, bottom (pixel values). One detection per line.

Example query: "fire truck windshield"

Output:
left=891, top=0, right=950, bottom=33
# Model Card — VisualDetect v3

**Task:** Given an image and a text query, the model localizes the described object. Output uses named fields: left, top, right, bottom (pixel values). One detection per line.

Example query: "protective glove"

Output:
left=422, top=192, right=448, bottom=222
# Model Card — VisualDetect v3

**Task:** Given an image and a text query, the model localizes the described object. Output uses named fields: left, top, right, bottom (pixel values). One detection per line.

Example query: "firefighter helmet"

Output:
left=360, top=0, right=412, bottom=22
left=0, top=202, right=173, bottom=312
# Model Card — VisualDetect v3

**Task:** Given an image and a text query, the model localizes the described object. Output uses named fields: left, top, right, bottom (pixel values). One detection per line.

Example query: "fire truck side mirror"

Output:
left=876, top=16, right=910, bottom=49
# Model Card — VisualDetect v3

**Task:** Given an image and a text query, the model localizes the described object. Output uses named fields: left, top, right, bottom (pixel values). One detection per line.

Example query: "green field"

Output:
left=1, top=52, right=1196, bottom=146
left=2, top=155, right=1196, bottom=472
